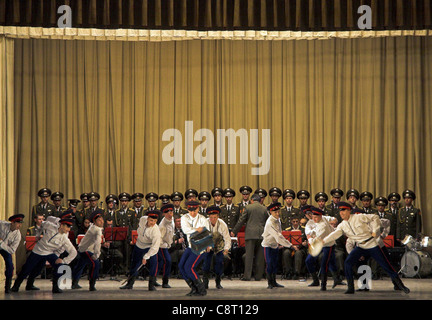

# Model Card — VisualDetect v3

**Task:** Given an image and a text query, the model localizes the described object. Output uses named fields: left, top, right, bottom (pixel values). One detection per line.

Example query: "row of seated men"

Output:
left=27, top=186, right=418, bottom=280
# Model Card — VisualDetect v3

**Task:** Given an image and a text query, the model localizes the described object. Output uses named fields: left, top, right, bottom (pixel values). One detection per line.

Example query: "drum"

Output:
left=400, top=250, right=432, bottom=278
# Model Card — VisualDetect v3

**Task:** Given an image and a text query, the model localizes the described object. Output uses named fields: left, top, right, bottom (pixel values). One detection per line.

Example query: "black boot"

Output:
left=25, top=277, right=40, bottom=291
left=215, top=275, right=223, bottom=289
left=52, top=279, right=63, bottom=294
left=345, top=278, right=355, bottom=294
left=185, top=279, right=197, bottom=296
left=272, top=274, right=284, bottom=288
left=203, top=272, right=210, bottom=289
left=320, top=273, right=327, bottom=291
left=148, top=276, right=157, bottom=291
left=308, top=272, right=320, bottom=287
left=10, top=276, right=24, bottom=293
left=162, top=277, right=171, bottom=288
left=71, top=279, right=82, bottom=289
left=192, top=278, right=207, bottom=296
left=89, top=278, right=97, bottom=291
left=392, top=277, right=410, bottom=294
left=119, top=276, right=135, bottom=290
left=4, top=277, right=12, bottom=294
left=267, top=274, right=274, bottom=289
left=331, top=272, right=346, bottom=288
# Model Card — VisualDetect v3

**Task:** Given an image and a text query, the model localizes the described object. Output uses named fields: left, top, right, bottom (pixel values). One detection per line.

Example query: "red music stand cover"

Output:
left=282, top=231, right=303, bottom=246
left=104, top=227, right=128, bottom=241
left=383, top=235, right=394, bottom=248
left=25, top=236, right=37, bottom=251
left=237, top=232, right=245, bottom=247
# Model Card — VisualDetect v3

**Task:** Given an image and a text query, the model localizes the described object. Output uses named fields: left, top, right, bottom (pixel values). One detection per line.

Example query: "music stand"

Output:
left=25, top=236, right=37, bottom=251
left=103, top=227, right=128, bottom=280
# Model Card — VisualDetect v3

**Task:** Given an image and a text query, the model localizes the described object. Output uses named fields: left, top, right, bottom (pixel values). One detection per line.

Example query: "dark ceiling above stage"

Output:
left=1, top=0, right=431, bottom=31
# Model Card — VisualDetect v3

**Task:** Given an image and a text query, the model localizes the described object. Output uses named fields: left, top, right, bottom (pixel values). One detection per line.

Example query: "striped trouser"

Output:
left=305, top=245, right=337, bottom=274
left=157, top=248, right=172, bottom=278
left=178, top=248, right=204, bottom=281
left=345, top=245, right=398, bottom=280
left=72, top=251, right=101, bottom=281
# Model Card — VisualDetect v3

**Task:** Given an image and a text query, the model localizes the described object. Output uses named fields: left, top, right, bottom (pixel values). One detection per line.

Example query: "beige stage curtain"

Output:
left=0, top=36, right=16, bottom=280
left=13, top=36, right=432, bottom=269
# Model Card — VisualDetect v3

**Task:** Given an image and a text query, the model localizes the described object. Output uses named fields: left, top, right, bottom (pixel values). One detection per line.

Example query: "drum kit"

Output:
left=399, top=234, right=432, bottom=278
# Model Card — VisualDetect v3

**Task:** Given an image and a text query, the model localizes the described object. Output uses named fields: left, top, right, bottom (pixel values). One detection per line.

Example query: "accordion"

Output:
left=190, top=228, right=214, bottom=255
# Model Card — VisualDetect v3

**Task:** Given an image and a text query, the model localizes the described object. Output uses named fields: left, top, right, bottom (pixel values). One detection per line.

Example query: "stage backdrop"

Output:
left=10, top=36, right=432, bottom=269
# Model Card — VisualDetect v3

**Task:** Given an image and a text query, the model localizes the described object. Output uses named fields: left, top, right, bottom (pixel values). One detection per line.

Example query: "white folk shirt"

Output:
left=305, top=220, right=316, bottom=238
left=323, top=214, right=381, bottom=250
left=208, top=218, right=232, bottom=252
left=159, top=217, right=175, bottom=249
left=0, top=221, right=21, bottom=255
left=261, top=215, right=292, bottom=249
left=78, top=223, right=103, bottom=259
left=33, top=220, right=77, bottom=264
left=180, top=213, right=210, bottom=247
left=311, top=216, right=335, bottom=247
left=136, top=216, right=161, bottom=260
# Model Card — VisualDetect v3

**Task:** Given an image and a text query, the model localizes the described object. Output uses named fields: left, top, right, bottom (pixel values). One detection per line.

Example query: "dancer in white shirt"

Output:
left=120, top=210, right=161, bottom=291
left=262, top=202, right=297, bottom=289
left=179, top=200, right=211, bottom=296
left=1, top=214, right=24, bottom=293
left=72, top=209, right=106, bottom=291
left=11, top=218, right=77, bottom=293
left=202, top=205, right=231, bottom=289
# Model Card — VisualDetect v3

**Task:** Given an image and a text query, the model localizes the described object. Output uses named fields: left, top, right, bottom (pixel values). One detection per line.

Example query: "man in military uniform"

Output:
left=31, top=188, right=55, bottom=225
left=280, top=189, right=302, bottom=230
left=346, top=189, right=360, bottom=210
left=76, top=193, right=90, bottom=230
left=145, top=192, right=159, bottom=222
left=269, top=187, right=282, bottom=204
left=51, top=192, right=67, bottom=217
left=159, top=194, right=171, bottom=206
left=198, top=191, right=211, bottom=217
left=220, top=188, right=240, bottom=231
left=372, top=196, right=393, bottom=279
left=315, top=192, right=331, bottom=215
left=185, top=189, right=199, bottom=202
left=396, top=190, right=422, bottom=243
left=297, top=190, right=310, bottom=213
left=211, top=187, right=224, bottom=207
left=86, top=192, right=102, bottom=220
left=104, top=194, right=118, bottom=227
left=66, top=198, right=81, bottom=243
left=130, top=193, right=145, bottom=229
left=238, top=186, right=252, bottom=215
left=254, top=188, right=268, bottom=206
left=282, top=215, right=307, bottom=280
left=360, top=191, right=378, bottom=214
left=171, top=192, right=188, bottom=218
left=145, top=192, right=159, bottom=212
left=386, top=192, right=400, bottom=238
left=112, top=192, right=135, bottom=273
left=26, top=213, right=44, bottom=237
left=169, top=216, right=188, bottom=277
left=326, top=188, right=344, bottom=223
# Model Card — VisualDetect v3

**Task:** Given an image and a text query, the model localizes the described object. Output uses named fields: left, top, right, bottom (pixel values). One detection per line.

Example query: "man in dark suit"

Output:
left=231, top=193, right=269, bottom=281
